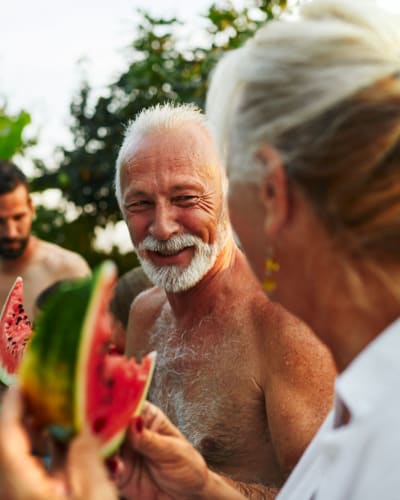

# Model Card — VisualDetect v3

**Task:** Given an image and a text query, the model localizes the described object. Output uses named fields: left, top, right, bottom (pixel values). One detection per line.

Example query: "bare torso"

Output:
left=126, top=250, right=336, bottom=487
left=148, top=300, right=281, bottom=484
left=0, top=236, right=91, bottom=320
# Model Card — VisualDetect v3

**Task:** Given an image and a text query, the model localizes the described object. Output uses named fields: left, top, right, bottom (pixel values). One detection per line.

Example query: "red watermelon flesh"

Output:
left=0, top=277, right=32, bottom=386
left=75, top=262, right=156, bottom=456
left=87, top=351, right=156, bottom=455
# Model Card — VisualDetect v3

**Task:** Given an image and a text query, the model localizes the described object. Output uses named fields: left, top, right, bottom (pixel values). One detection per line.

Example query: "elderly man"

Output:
left=115, top=103, right=336, bottom=496
left=0, top=161, right=91, bottom=320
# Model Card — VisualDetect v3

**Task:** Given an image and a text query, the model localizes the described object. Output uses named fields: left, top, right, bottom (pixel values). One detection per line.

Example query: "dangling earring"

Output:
left=263, top=253, right=280, bottom=293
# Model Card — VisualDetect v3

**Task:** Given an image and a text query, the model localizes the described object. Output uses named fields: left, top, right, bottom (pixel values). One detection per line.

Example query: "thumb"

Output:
left=67, top=431, right=117, bottom=500
left=140, top=402, right=183, bottom=438
left=129, top=424, right=183, bottom=465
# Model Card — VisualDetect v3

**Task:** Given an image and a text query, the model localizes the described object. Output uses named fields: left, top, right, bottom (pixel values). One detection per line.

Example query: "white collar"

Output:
left=335, top=317, right=400, bottom=421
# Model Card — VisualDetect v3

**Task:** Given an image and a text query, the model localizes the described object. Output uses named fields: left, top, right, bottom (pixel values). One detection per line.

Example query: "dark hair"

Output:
left=0, top=161, right=29, bottom=195
left=109, top=266, right=152, bottom=328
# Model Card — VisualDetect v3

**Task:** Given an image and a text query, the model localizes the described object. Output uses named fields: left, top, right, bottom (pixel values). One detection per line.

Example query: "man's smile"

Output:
left=146, top=246, right=195, bottom=267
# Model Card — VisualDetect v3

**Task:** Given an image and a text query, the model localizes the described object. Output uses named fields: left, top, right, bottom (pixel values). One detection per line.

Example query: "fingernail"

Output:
left=105, top=456, right=118, bottom=474
left=107, top=343, right=119, bottom=355
left=135, top=417, right=143, bottom=433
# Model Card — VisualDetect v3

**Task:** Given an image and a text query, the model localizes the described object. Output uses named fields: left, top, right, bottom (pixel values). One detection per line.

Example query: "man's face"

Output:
left=119, top=123, right=227, bottom=292
left=0, top=185, right=33, bottom=260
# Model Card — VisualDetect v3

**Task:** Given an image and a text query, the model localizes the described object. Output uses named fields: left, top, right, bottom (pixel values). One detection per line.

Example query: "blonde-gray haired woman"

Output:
left=207, top=0, right=400, bottom=498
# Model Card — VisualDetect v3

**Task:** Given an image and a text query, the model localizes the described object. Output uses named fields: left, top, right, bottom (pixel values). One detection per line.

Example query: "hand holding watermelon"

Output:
left=13, top=261, right=155, bottom=457
left=0, top=262, right=245, bottom=500
left=112, top=402, right=246, bottom=500
left=0, top=385, right=118, bottom=500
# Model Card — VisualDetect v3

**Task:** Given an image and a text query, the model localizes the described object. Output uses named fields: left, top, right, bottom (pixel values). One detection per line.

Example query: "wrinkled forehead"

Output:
left=0, top=184, right=31, bottom=210
left=122, top=124, right=224, bottom=187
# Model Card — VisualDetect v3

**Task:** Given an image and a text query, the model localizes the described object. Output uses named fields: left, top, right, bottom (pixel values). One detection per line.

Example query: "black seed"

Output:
left=105, top=378, right=115, bottom=388
left=93, top=417, right=107, bottom=433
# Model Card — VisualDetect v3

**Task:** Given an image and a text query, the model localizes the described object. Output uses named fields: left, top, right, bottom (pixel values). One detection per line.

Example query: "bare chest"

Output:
left=146, top=312, right=282, bottom=485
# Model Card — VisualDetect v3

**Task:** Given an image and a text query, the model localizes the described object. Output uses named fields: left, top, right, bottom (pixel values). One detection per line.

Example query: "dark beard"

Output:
left=0, top=237, right=29, bottom=259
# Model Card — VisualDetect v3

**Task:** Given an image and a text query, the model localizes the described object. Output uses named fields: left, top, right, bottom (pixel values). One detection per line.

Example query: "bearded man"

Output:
left=115, top=103, right=336, bottom=497
left=0, top=161, right=91, bottom=321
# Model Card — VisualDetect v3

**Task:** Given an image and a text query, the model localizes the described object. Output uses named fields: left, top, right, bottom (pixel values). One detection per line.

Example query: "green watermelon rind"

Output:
left=19, top=261, right=156, bottom=457
left=0, top=365, right=14, bottom=387
left=75, top=261, right=156, bottom=457
left=0, top=276, right=24, bottom=387
left=74, top=260, right=115, bottom=438
left=19, top=275, right=94, bottom=428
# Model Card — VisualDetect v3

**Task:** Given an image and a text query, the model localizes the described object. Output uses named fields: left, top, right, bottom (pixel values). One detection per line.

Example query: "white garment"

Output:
left=278, top=317, right=400, bottom=500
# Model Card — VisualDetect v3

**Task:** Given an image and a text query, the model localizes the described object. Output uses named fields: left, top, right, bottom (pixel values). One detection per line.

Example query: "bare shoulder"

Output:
left=37, top=240, right=91, bottom=278
left=126, top=286, right=167, bottom=357
left=130, top=286, right=166, bottom=322
left=252, top=298, right=335, bottom=378
left=252, top=299, right=336, bottom=473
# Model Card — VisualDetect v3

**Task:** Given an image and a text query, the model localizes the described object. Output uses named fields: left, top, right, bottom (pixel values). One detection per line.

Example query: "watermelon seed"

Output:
left=93, top=417, right=107, bottom=433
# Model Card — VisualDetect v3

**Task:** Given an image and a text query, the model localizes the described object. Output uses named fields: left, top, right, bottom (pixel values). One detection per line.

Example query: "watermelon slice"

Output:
left=0, top=277, right=32, bottom=386
left=18, top=261, right=155, bottom=456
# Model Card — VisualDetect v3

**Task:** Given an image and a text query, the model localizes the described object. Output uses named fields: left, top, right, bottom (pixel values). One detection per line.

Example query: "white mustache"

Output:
left=138, top=234, right=202, bottom=254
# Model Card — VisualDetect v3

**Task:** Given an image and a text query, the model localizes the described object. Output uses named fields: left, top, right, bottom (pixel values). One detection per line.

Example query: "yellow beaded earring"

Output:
left=263, top=256, right=280, bottom=293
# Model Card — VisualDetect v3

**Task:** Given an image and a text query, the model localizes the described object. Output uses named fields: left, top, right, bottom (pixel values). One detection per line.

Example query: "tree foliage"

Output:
left=0, top=108, right=32, bottom=160
left=30, top=0, right=288, bottom=273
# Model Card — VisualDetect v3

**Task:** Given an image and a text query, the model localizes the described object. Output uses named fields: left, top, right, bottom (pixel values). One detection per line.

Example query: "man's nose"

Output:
left=149, top=204, right=180, bottom=240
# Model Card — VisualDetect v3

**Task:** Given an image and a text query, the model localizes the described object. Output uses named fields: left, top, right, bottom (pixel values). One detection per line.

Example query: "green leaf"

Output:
left=0, top=110, right=31, bottom=160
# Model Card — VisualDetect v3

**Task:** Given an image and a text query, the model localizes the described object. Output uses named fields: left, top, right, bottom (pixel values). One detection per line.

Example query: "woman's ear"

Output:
left=257, top=145, right=290, bottom=238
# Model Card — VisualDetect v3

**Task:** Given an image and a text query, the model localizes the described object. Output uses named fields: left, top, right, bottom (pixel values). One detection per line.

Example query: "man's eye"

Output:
left=173, top=195, right=198, bottom=204
left=127, top=200, right=153, bottom=211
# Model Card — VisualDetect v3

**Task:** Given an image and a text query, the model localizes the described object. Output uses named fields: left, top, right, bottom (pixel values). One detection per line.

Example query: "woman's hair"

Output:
left=206, top=0, right=400, bottom=266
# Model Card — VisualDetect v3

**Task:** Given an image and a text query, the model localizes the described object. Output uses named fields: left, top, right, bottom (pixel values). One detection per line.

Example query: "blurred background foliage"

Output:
left=0, top=108, right=33, bottom=160
left=4, top=0, right=289, bottom=275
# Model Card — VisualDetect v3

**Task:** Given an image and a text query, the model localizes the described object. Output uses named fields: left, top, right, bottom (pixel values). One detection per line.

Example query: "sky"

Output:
left=1, top=0, right=238, bottom=252
left=1, top=0, right=399, bottom=166
left=1, top=0, right=229, bottom=166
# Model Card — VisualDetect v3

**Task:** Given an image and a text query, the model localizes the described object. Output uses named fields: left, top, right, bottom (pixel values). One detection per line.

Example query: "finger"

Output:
left=0, top=385, right=23, bottom=425
left=105, top=454, right=126, bottom=482
left=0, top=386, right=31, bottom=459
left=140, top=402, right=184, bottom=438
left=67, top=430, right=117, bottom=500
left=0, top=387, right=68, bottom=499
left=128, top=422, right=190, bottom=467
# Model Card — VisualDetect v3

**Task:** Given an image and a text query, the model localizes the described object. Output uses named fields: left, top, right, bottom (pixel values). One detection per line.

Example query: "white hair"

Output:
left=114, top=102, right=227, bottom=209
left=136, top=225, right=228, bottom=292
left=206, top=0, right=400, bottom=184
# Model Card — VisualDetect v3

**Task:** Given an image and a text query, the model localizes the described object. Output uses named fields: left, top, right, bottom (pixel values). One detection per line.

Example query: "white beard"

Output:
left=136, top=229, right=227, bottom=293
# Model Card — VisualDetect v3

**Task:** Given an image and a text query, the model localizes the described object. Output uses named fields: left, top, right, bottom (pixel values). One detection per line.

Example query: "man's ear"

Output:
left=28, top=195, right=36, bottom=218
left=257, top=145, right=290, bottom=238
